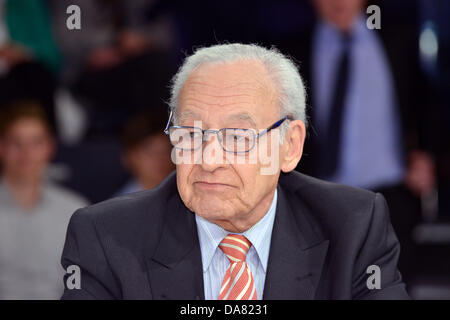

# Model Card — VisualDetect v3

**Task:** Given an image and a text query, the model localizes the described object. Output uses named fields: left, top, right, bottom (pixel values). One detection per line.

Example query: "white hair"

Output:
left=168, top=43, right=307, bottom=141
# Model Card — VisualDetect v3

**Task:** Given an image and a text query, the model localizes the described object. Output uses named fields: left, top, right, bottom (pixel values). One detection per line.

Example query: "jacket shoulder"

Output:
left=281, top=171, right=377, bottom=207
left=279, top=171, right=379, bottom=236
left=71, top=172, right=178, bottom=243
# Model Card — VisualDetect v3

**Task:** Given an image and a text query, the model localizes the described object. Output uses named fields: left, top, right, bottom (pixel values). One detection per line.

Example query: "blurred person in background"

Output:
left=116, top=110, right=174, bottom=196
left=49, top=0, right=175, bottom=139
left=0, top=0, right=60, bottom=133
left=279, top=0, right=439, bottom=281
left=0, top=100, right=87, bottom=299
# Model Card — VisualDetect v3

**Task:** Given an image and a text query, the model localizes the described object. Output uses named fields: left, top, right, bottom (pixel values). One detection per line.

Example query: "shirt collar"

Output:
left=317, top=13, right=368, bottom=45
left=195, top=188, right=278, bottom=273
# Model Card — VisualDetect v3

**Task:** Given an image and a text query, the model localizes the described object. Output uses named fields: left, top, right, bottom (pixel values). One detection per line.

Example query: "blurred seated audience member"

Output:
left=49, top=0, right=175, bottom=139
left=279, top=0, right=439, bottom=281
left=116, top=111, right=174, bottom=196
left=0, top=0, right=60, bottom=133
left=0, top=100, right=88, bottom=299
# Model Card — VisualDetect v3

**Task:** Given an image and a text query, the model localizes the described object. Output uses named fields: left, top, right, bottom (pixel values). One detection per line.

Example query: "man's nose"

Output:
left=200, top=131, right=227, bottom=172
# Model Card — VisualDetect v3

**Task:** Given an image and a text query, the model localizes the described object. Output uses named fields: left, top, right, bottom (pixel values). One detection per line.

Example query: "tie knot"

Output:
left=340, top=31, right=353, bottom=50
left=219, top=234, right=251, bottom=262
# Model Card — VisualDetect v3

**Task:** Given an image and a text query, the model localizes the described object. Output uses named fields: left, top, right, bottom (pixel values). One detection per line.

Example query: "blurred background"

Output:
left=0, top=0, right=448, bottom=299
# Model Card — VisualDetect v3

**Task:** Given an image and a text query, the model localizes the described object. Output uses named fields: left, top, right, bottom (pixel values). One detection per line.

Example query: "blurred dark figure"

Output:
left=0, top=100, right=87, bottom=299
left=0, top=0, right=60, bottom=133
left=49, top=0, right=175, bottom=138
left=162, top=0, right=314, bottom=55
left=279, top=0, right=438, bottom=282
left=424, top=0, right=450, bottom=218
left=116, top=110, right=174, bottom=196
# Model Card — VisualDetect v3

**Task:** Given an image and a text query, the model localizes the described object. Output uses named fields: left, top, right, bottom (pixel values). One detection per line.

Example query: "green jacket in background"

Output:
left=5, top=0, right=61, bottom=73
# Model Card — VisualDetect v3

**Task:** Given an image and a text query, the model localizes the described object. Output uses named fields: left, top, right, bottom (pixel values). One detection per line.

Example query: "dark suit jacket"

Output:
left=61, top=170, right=409, bottom=299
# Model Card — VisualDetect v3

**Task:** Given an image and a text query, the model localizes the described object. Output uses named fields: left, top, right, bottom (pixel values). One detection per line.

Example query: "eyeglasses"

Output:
left=163, top=111, right=292, bottom=153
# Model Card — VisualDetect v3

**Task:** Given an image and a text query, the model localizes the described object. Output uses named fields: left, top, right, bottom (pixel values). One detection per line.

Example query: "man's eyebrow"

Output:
left=178, top=110, right=257, bottom=128
left=226, top=113, right=257, bottom=128
left=177, top=110, right=201, bottom=123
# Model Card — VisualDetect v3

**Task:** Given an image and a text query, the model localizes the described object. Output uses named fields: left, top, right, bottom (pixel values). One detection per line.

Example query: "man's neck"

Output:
left=211, top=188, right=276, bottom=233
left=138, top=177, right=160, bottom=190
left=324, top=13, right=362, bottom=35
left=3, top=173, right=43, bottom=212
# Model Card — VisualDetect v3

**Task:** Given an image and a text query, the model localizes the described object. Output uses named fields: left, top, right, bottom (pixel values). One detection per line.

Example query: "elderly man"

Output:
left=61, top=43, right=409, bottom=300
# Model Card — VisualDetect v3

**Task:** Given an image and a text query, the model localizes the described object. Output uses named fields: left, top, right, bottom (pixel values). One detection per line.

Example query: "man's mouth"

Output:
left=194, top=181, right=235, bottom=190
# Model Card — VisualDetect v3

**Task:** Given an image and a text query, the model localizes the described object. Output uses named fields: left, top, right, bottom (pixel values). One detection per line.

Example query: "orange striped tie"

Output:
left=218, top=234, right=257, bottom=300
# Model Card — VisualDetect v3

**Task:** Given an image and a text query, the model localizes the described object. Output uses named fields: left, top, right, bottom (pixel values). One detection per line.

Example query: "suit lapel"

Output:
left=146, top=193, right=204, bottom=300
left=263, top=184, right=329, bottom=300
left=145, top=173, right=329, bottom=300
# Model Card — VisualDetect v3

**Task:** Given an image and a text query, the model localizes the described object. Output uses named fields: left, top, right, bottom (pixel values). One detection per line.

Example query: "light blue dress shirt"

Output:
left=312, top=15, right=405, bottom=189
left=195, top=188, right=278, bottom=300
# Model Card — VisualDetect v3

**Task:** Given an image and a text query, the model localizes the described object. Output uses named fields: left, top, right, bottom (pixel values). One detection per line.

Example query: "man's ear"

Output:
left=280, top=120, right=306, bottom=173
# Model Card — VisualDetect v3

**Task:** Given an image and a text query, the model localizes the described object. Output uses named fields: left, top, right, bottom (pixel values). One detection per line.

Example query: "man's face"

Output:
left=0, top=118, right=53, bottom=181
left=125, top=134, right=174, bottom=187
left=313, top=0, right=366, bottom=31
left=175, top=60, right=284, bottom=232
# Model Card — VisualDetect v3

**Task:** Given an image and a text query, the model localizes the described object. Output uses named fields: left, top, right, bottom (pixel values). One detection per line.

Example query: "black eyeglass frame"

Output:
left=163, top=111, right=293, bottom=153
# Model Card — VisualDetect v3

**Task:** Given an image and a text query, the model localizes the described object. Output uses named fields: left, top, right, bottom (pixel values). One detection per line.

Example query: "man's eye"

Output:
left=231, top=135, right=244, bottom=141
left=187, top=131, right=201, bottom=138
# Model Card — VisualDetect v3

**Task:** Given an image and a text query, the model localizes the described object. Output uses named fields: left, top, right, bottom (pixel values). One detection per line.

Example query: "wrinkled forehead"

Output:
left=177, top=60, right=280, bottom=126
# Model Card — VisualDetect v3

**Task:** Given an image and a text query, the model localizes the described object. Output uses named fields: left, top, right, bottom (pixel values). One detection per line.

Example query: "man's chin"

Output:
left=192, top=200, right=235, bottom=221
